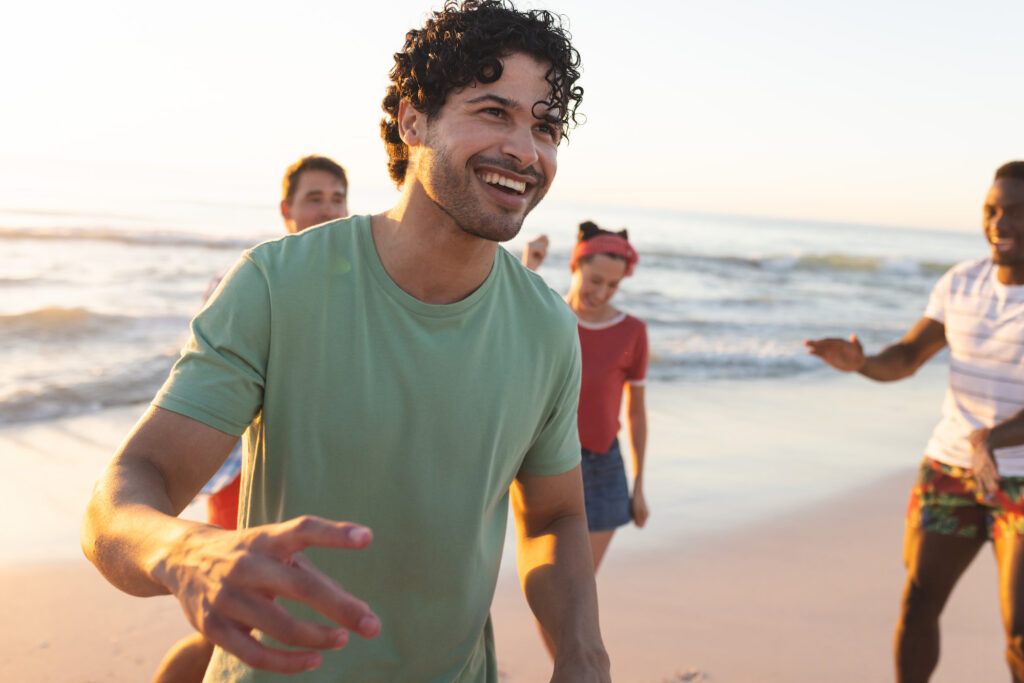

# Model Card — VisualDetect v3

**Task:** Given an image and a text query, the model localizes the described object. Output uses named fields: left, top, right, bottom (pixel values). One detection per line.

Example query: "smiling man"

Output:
left=805, top=160, right=1024, bottom=682
left=280, top=155, right=348, bottom=234
left=81, top=1, right=610, bottom=681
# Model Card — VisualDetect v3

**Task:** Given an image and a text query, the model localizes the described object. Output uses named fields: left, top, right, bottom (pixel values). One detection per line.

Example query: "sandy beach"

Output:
left=0, top=371, right=1011, bottom=681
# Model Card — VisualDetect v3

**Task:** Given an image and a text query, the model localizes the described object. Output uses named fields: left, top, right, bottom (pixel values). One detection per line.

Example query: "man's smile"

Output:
left=478, top=170, right=527, bottom=195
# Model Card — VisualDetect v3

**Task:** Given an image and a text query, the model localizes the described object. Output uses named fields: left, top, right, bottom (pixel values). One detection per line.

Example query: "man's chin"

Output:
left=993, top=252, right=1024, bottom=267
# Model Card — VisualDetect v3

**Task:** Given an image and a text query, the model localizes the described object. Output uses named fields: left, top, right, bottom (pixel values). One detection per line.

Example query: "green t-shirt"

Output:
left=154, top=215, right=582, bottom=682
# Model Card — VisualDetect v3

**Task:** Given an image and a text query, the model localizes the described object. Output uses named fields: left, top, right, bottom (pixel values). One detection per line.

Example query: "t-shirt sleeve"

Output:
left=518, top=325, right=583, bottom=477
left=626, top=320, right=649, bottom=383
left=923, top=267, right=955, bottom=324
left=153, top=253, right=270, bottom=436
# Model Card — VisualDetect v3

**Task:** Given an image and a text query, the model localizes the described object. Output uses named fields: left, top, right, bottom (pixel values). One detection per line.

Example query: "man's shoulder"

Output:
left=937, top=257, right=993, bottom=291
left=496, top=247, right=576, bottom=332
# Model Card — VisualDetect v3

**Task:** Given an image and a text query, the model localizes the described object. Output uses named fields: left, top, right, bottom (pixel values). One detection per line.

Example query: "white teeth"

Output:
left=481, top=172, right=526, bottom=194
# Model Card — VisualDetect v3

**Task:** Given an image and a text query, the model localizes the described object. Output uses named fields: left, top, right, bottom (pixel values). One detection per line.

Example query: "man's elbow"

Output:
left=80, top=476, right=125, bottom=576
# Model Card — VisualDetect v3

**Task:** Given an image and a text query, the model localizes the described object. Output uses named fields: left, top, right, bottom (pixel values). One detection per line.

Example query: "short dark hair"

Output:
left=380, top=0, right=584, bottom=186
left=281, top=155, right=348, bottom=204
left=995, top=161, right=1024, bottom=182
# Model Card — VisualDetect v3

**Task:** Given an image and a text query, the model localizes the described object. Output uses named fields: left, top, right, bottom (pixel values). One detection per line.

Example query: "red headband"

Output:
left=570, top=235, right=638, bottom=276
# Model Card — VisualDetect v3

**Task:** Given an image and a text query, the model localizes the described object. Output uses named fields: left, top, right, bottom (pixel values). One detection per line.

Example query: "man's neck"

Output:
left=996, top=263, right=1024, bottom=286
left=371, top=187, right=499, bottom=305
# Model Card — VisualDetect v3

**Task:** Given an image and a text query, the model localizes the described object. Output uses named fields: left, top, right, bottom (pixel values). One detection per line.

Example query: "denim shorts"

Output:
left=580, top=438, right=632, bottom=532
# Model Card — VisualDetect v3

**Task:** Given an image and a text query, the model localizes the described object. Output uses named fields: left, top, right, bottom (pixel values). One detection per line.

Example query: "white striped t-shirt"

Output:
left=923, top=258, right=1024, bottom=475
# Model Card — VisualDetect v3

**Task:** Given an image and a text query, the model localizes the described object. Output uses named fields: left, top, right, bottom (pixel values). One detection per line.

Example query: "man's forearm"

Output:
left=858, top=343, right=924, bottom=382
left=516, top=513, right=609, bottom=668
left=980, top=410, right=1024, bottom=451
left=82, top=458, right=205, bottom=597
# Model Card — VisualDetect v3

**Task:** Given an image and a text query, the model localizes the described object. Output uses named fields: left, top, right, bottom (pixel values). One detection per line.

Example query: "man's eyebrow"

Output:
left=466, top=93, right=561, bottom=124
left=465, top=94, right=520, bottom=109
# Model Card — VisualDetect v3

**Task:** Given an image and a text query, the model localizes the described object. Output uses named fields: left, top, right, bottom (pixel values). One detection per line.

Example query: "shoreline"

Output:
left=0, top=362, right=950, bottom=567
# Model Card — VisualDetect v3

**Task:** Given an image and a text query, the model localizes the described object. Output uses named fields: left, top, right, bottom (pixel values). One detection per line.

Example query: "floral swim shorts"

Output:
left=906, top=457, right=1024, bottom=540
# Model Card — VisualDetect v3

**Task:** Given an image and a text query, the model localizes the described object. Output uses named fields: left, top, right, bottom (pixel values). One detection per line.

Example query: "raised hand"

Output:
left=522, top=235, right=550, bottom=271
left=803, top=334, right=866, bottom=373
left=157, top=515, right=381, bottom=674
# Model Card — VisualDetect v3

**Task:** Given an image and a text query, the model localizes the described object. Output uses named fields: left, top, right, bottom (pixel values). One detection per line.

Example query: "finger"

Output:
left=256, top=516, right=373, bottom=557
left=228, top=589, right=351, bottom=652
left=977, top=466, right=998, bottom=500
left=204, top=613, right=324, bottom=674
left=279, top=556, right=381, bottom=638
left=985, top=469, right=1001, bottom=499
left=222, top=549, right=380, bottom=638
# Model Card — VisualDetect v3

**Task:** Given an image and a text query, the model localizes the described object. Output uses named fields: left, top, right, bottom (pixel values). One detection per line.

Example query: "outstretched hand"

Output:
left=157, top=516, right=380, bottom=674
left=803, top=334, right=866, bottom=373
left=522, top=235, right=550, bottom=271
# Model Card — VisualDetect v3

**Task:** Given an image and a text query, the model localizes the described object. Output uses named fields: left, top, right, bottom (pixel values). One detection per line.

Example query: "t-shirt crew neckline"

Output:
left=357, top=215, right=499, bottom=317
left=577, top=311, right=627, bottom=330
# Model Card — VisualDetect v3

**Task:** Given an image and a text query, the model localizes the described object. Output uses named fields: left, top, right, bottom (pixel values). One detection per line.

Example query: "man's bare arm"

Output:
left=969, top=409, right=1024, bottom=499
left=81, top=406, right=380, bottom=674
left=511, top=466, right=610, bottom=682
left=804, top=316, right=947, bottom=382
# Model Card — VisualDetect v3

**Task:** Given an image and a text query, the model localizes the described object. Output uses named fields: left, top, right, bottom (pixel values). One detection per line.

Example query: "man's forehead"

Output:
left=296, top=171, right=346, bottom=190
left=457, top=55, right=557, bottom=100
left=989, top=178, right=1024, bottom=203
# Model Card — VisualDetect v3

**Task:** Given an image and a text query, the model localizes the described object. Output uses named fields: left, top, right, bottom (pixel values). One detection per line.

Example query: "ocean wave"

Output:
left=0, top=353, right=176, bottom=426
left=641, top=249, right=951, bottom=277
left=0, top=306, right=134, bottom=339
left=648, top=348, right=821, bottom=381
left=0, top=307, right=189, bottom=345
left=0, top=225, right=263, bottom=250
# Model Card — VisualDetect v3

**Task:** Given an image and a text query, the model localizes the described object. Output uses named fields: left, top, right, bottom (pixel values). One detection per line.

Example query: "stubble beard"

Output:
left=423, top=146, right=546, bottom=243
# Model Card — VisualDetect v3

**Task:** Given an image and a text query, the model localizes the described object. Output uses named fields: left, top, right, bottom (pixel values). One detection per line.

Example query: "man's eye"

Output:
left=537, top=123, right=561, bottom=142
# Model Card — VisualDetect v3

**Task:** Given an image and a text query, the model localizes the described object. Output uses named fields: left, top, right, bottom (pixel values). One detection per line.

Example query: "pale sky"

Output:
left=1, top=0, right=1021, bottom=232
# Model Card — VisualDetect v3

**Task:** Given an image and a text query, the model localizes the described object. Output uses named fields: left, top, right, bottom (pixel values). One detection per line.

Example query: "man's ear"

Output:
left=397, top=99, right=424, bottom=147
left=280, top=199, right=292, bottom=221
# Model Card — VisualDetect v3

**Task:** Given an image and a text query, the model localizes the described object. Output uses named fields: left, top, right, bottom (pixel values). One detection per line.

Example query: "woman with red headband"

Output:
left=523, top=220, right=649, bottom=576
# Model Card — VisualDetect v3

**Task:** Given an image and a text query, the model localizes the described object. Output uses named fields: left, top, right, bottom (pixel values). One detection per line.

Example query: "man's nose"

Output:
left=501, top=124, right=540, bottom=169
left=992, top=211, right=1012, bottom=235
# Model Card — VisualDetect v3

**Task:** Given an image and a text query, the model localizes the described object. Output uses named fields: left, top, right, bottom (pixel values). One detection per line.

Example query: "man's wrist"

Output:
left=969, top=427, right=992, bottom=450
left=147, top=518, right=208, bottom=595
left=553, top=641, right=610, bottom=674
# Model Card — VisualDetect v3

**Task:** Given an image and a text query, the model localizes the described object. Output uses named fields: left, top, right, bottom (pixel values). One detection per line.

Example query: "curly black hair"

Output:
left=380, top=0, right=584, bottom=186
